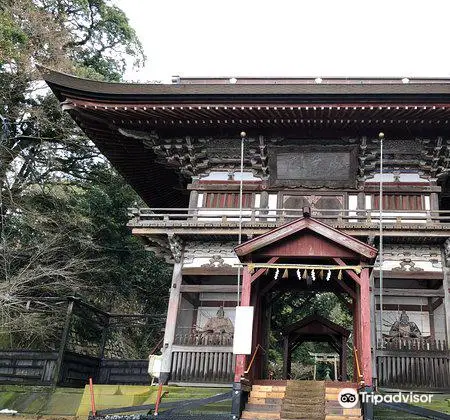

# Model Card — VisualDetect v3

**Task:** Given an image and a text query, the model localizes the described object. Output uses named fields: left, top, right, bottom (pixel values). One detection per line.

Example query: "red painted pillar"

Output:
left=251, top=283, right=261, bottom=380
left=234, top=267, right=252, bottom=382
left=360, top=267, right=373, bottom=386
left=352, top=295, right=360, bottom=381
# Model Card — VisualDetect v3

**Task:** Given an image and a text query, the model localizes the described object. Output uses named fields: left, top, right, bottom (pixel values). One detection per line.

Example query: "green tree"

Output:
left=0, top=0, right=145, bottom=212
left=0, top=0, right=171, bottom=354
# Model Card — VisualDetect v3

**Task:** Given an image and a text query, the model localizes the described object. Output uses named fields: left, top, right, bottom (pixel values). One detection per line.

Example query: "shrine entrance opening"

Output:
left=233, top=209, right=377, bottom=387
left=282, top=313, right=351, bottom=381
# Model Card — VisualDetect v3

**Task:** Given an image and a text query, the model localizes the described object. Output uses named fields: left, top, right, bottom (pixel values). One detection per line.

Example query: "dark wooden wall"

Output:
left=98, top=359, right=149, bottom=385
left=0, top=351, right=58, bottom=385
left=0, top=350, right=149, bottom=387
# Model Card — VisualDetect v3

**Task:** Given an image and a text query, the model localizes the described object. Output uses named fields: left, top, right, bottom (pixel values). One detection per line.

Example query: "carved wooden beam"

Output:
left=333, top=258, right=362, bottom=286
left=251, top=256, right=279, bottom=283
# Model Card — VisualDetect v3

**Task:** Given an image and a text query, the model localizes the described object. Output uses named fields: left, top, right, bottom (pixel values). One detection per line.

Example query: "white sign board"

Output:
left=148, top=354, right=162, bottom=378
left=233, top=306, right=254, bottom=355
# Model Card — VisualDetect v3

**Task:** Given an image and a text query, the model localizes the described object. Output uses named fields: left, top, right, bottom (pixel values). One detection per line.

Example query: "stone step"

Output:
left=241, top=410, right=281, bottom=419
left=326, top=408, right=362, bottom=416
left=281, top=408, right=324, bottom=416
left=251, top=391, right=285, bottom=399
left=325, top=393, right=345, bottom=400
left=283, top=401, right=325, bottom=409
left=286, top=383, right=324, bottom=390
left=280, top=416, right=324, bottom=420
left=325, top=387, right=357, bottom=392
left=283, top=397, right=324, bottom=405
left=326, top=401, right=361, bottom=409
left=285, top=392, right=323, bottom=399
left=280, top=412, right=324, bottom=420
left=248, top=397, right=283, bottom=405
left=325, top=416, right=362, bottom=420
left=281, top=403, right=325, bottom=411
left=252, top=385, right=286, bottom=392
left=246, top=404, right=283, bottom=412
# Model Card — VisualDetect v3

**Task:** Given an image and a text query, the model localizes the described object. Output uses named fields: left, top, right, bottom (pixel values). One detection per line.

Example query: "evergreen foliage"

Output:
left=0, top=0, right=170, bottom=355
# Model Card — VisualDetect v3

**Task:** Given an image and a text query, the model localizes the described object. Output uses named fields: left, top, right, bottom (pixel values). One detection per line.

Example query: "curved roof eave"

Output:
left=38, top=65, right=450, bottom=104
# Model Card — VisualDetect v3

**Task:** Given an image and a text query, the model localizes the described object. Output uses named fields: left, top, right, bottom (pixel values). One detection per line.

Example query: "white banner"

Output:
left=233, top=306, right=254, bottom=355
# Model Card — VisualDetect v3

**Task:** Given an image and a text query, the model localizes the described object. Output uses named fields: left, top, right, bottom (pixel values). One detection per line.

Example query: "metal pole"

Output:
left=378, top=132, right=384, bottom=349
left=237, top=131, right=246, bottom=305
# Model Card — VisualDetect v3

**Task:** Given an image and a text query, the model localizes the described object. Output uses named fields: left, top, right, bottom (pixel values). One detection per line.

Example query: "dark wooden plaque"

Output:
left=277, top=152, right=351, bottom=181
left=269, top=144, right=358, bottom=188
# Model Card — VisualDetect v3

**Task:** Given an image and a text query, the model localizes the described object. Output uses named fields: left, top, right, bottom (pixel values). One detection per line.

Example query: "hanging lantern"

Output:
left=282, top=268, right=289, bottom=279
left=326, top=270, right=331, bottom=281
left=337, top=269, right=343, bottom=280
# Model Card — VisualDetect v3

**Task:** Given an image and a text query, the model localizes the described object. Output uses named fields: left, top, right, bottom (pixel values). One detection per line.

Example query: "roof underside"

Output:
left=39, top=66, right=450, bottom=206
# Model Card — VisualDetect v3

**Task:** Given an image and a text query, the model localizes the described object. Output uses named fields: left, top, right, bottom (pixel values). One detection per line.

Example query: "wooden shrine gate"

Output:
left=232, top=208, right=378, bottom=387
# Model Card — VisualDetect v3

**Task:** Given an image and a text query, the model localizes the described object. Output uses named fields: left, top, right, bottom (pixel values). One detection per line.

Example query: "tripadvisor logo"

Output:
left=338, top=389, right=434, bottom=407
left=338, top=388, right=359, bottom=408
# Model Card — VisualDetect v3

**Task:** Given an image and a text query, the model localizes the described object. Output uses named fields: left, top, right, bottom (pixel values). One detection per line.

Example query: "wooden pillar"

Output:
left=234, top=267, right=252, bottom=382
left=313, top=355, right=317, bottom=381
left=53, top=298, right=74, bottom=386
left=340, top=335, right=348, bottom=381
left=334, top=356, right=338, bottom=381
left=428, top=297, right=436, bottom=340
left=352, top=296, right=360, bottom=381
left=369, top=270, right=378, bottom=384
left=282, top=336, right=290, bottom=380
left=360, top=267, right=373, bottom=386
left=443, top=265, right=450, bottom=347
left=98, top=317, right=110, bottom=359
left=251, top=281, right=262, bottom=380
left=160, top=255, right=183, bottom=384
left=357, top=191, right=366, bottom=222
left=188, top=190, right=199, bottom=211
left=260, top=295, right=271, bottom=378
left=442, top=242, right=450, bottom=347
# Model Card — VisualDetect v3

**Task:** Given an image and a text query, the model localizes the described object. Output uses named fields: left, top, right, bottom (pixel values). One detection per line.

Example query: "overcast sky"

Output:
left=115, top=0, right=450, bottom=82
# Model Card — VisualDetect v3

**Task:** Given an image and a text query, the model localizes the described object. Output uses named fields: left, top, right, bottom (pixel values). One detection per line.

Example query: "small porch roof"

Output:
left=234, top=209, right=378, bottom=262
left=284, top=313, right=351, bottom=338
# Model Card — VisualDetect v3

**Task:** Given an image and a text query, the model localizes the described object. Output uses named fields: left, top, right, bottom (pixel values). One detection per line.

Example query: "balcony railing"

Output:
left=129, top=207, right=450, bottom=227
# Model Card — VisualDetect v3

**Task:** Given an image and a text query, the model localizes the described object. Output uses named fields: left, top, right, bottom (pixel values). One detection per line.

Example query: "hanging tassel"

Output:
left=302, top=269, right=308, bottom=279
left=282, top=268, right=289, bottom=279
left=319, top=269, right=324, bottom=280
left=311, top=269, right=316, bottom=282
left=274, top=268, right=280, bottom=280
left=337, top=269, right=343, bottom=280
left=296, top=269, right=301, bottom=280
left=326, top=270, right=331, bottom=281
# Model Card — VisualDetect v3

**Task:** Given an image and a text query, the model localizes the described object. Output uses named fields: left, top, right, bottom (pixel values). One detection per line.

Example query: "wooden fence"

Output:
left=377, top=350, right=450, bottom=390
left=98, top=359, right=149, bottom=385
left=0, top=351, right=58, bottom=385
left=0, top=350, right=149, bottom=386
left=381, top=338, right=448, bottom=351
left=171, top=348, right=234, bottom=384
left=174, top=332, right=233, bottom=347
